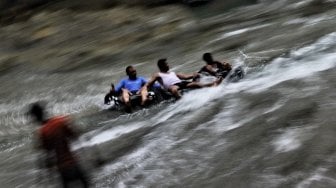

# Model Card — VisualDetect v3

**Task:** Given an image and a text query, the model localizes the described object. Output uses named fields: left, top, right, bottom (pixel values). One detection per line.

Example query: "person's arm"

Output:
left=222, top=61, right=232, bottom=71
left=204, top=65, right=217, bottom=76
left=145, top=73, right=159, bottom=89
left=176, top=72, right=199, bottom=80
left=114, top=79, right=125, bottom=94
left=104, top=84, right=116, bottom=104
left=140, top=77, right=148, bottom=91
left=62, top=116, right=79, bottom=140
left=109, top=83, right=116, bottom=93
left=216, top=61, right=232, bottom=71
left=140, top=77, right=147, bottom=87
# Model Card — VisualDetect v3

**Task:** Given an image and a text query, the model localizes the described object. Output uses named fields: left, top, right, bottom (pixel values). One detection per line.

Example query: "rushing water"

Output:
left=1, top=0, right=336, bottom=187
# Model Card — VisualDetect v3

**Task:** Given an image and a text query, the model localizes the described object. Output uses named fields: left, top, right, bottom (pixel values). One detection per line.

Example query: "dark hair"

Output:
left=125, top=65, right=133, bottom=75
left=203, top=53, right=214, bottom=64
left=157, top=58, right=167, bottom=71
left=28, top=102, right=45, bottom=122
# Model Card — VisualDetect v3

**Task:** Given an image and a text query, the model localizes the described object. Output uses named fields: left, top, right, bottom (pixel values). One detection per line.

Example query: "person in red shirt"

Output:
left=29, top=102, right=89, bottom=188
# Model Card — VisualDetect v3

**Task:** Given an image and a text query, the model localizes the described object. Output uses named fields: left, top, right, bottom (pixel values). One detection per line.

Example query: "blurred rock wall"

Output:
left=0, top=0, right=177, bottom=11
left=0, top=0, right=181, bottom=24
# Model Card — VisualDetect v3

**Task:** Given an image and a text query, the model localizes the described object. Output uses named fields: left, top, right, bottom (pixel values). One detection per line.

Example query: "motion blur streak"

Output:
left=0, top=0, right=336, bottom=187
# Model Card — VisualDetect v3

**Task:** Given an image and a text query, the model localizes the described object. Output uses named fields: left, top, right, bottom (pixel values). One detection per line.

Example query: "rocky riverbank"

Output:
left=0, top=4, right=196, bottom=75
left=0, top=0, right=335, bottom=77
left=0, top=0, right=178, bottom=24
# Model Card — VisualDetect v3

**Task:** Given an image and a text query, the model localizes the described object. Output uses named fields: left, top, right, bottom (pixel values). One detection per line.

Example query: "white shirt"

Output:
left=158, top=72, right=181, bottom=89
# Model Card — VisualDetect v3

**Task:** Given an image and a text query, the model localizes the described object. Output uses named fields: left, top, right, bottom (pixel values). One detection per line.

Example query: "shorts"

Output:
left=130, top=90, right=138, bottom=95
left=174, top=81, right=191, bottom=90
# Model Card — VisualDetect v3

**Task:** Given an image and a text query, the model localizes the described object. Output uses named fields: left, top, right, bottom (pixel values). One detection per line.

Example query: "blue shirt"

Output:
left=115, top=77, right=147, bottom=93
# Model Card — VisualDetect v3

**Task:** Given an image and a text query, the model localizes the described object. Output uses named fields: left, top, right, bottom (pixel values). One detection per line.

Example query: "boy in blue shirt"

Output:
left=114, top=66, right=148, bottom=111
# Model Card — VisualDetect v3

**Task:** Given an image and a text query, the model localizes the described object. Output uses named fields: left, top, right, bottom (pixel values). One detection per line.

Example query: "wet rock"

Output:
left=0, top=56, right=20, bottom=75
left=0, top=4, right=194, bottom=73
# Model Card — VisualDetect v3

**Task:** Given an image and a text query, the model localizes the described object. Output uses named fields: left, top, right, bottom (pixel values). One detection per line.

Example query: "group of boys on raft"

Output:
left=104, top=52, right=243, bottom=113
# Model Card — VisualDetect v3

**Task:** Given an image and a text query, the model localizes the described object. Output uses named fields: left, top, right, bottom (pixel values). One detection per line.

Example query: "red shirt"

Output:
left=39, top=116, right=77, bottom=169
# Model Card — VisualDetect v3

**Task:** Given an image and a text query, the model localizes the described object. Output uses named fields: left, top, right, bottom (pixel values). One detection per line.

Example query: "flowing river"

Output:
left=0, top=0, right=336, bottom=187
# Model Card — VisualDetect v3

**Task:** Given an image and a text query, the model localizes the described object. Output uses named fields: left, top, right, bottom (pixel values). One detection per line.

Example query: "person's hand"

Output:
left=193, top=72, right=200, bottom=79
left=223, top=62, right=232, bottom=70
left=110, top=84, right=116, bottom=94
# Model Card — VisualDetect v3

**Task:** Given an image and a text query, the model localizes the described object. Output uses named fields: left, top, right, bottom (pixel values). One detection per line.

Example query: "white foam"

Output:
left=153, top=87, right=223, bottom=123
left=233, top=47, right=336, bottom=94
left=99, top=130, right=177, bottom=180
left=224, top=24, right=272, bottom=38
left=296, top=168, right=336, bottom=188
left=74, top=122, right=146, bottom=149
left=264, top=99, right=287, bottom=114
left=292, top=32, right=336, bottom=57
left=290, top=0, right=314, bottom=8
left=283, top=18, right=307, bottom=25
left=208, top=24, right=272, bottom=45
left=273, top=129, right=301, bottom=152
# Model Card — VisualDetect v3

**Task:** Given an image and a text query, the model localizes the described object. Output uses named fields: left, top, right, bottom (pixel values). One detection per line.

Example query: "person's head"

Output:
left=157, top=58, right=169, bottom=72
left=28, top=102, right=46, bottom=124
left=203, top=53, right=214, bottom=65
left=126, top=66, right=137, bottom=80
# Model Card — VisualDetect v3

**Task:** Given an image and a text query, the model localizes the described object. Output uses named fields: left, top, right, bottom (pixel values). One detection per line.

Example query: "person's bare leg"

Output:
left=122, top=89, right=132, bottom=111
left=168, top=85, right=182, bottom=99
left=140, top=87, right=148, bottom=106
left=187, top=82, right=206, bottom=88
left=187, top=76, right=223, bottom=88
